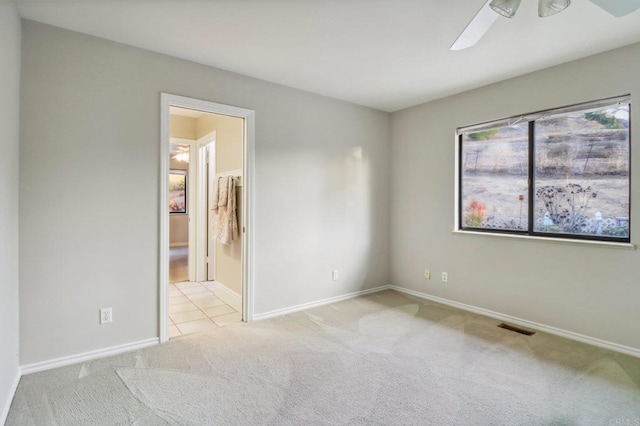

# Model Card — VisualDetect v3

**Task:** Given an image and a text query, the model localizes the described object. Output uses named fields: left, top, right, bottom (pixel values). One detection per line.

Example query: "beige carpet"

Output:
left=7, top=290, right=640, bottom=425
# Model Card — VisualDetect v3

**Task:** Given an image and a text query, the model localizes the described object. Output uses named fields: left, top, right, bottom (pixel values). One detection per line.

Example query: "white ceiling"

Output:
left=15, top=0, right=640, bottom=112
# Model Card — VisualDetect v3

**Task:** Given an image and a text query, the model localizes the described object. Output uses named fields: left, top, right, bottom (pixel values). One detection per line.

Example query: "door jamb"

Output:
left=195, top=131, right=215, bottom=282
left=160, top=93, right=255, bottom=343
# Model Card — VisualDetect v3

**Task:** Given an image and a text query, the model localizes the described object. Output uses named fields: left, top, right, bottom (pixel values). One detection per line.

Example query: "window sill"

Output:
left=452, top=229, right=636, bottom=250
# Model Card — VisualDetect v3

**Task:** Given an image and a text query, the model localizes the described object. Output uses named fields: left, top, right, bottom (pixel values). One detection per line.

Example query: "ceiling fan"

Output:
left=451, top=0, right=640, bottom=51
left=171, top=145, right=190, bottom=163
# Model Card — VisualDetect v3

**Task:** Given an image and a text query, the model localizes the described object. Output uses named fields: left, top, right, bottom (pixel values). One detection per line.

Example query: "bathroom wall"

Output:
left=170, top=115, right=196, bottom=140
left=197, top=113, right=244, bottom=295
left=197, top=113, right=244, bottom=172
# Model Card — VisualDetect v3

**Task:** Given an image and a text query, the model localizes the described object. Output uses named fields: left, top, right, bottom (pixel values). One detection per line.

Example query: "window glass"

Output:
left=461, top=123, right=529, bottom=231
left=534, top=104, right=630, bottom=239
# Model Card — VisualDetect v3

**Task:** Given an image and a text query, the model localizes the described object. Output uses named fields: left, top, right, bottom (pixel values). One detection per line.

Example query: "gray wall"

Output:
left=19, top=21, right=390, bottom=364
left=0, top=3, right=21, bottom=419
left=390, top=43, right=640, bottom=350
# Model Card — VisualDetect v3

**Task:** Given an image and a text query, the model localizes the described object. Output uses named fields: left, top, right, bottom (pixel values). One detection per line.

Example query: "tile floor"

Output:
left=169, top=281, right=242, bottom=338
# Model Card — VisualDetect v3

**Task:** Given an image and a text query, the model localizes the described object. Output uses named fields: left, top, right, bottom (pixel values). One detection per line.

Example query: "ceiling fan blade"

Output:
left=451, top=0, right=499, bottom=51
left=588, top=0, right=640, bottom=17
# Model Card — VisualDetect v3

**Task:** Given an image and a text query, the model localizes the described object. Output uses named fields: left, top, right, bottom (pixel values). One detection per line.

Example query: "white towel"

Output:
left=212, top=176, right=238, bottom=244
left=212, top=176, right=228, bottom=214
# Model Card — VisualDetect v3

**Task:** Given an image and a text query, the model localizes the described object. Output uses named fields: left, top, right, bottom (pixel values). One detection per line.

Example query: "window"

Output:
left=459, top=96, right=630, bottom=243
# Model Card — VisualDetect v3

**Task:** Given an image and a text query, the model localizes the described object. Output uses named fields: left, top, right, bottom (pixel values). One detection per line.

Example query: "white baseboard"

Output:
left=389, top=285, right=640, bottom=359
left=169, top=242, right=188, bottom=248
left=253, top=285, right=392, bottom=321
left=0, top=367, right=21, bottom=425
left=213, top=281, right=242, bottom=313
left=20, top=338, right=159, bottom=376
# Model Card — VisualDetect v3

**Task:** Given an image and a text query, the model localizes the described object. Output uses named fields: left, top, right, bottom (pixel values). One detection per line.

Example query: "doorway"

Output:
left=160, top=94, right=255, bottom=342
left=169, top=140, right=195, bottom=283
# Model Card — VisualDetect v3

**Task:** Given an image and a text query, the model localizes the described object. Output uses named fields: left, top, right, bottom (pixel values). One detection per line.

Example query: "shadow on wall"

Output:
left=261, top=144, right=373, bottom=289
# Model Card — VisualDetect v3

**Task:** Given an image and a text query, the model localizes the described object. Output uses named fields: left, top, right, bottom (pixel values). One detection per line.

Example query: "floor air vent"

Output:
left=498, top=323, right=536, bottom=336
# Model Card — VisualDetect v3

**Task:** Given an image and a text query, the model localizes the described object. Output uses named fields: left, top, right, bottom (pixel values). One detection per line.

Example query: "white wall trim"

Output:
left=20, top=338, right=159, bottom=376
left=212, top=281, right=242, bottom=312
left=243, top=108, right=256, bottom=322
left=0, top=367, right=21, bottom=424
left=253, top=285, right=392, bottom=321
left=389, top=285, right=640, bottom=359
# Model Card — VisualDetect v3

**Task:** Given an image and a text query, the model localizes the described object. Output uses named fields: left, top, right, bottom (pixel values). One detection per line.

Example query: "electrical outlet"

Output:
left=332, top=270, right=339, bottom=281
left=100, top=307, right=113, bottom=324
left=424, top=269, right=431, bottom=280
left=442, top=272, right=448, bottom=283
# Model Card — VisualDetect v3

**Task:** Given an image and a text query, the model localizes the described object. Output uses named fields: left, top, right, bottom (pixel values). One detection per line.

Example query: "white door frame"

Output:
left=160, top=93, right=255, bottom=343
